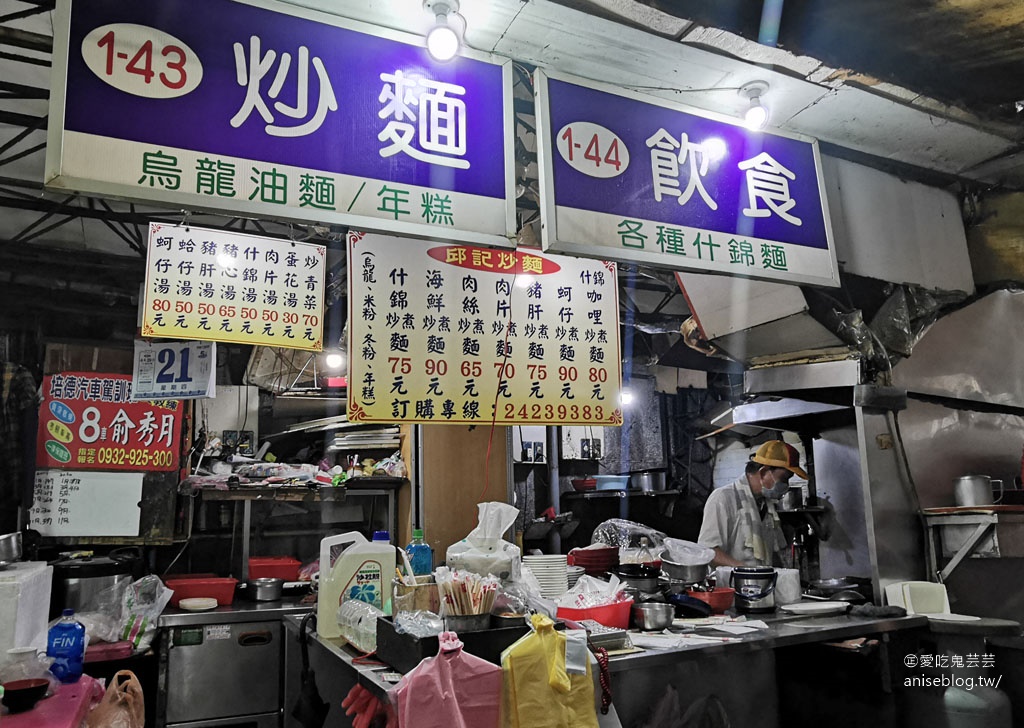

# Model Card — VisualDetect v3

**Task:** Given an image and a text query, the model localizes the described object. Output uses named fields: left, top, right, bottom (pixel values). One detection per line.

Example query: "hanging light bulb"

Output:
left=424, top=0, right=462, bottom=62
left=739, top=80, right=770, bottom=131
left=325, top=353, right=345, bottom=370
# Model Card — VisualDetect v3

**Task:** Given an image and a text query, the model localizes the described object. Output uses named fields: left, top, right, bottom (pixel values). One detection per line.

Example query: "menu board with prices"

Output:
left=141, top=222, right=326, bottom=351
left=347, top=231, right=622, bottom=425
left=37, top=373, right=182, bottom=472
left=30, top=470, right=143, bottom=537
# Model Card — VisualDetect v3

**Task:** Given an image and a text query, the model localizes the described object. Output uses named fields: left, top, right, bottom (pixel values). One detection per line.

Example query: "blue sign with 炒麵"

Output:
left=47, top=0, right=515, bottom=246
left=535, top=69, right=838, bottom=287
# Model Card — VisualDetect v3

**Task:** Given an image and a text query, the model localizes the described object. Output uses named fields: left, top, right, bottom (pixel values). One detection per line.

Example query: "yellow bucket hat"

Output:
left=751, top=441, right=809, bottom=480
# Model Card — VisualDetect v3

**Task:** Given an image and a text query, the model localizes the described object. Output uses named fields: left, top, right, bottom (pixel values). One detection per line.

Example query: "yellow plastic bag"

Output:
left=86, top=670, right=145, bottom=728
left=501, top=614, right=598, bottom=728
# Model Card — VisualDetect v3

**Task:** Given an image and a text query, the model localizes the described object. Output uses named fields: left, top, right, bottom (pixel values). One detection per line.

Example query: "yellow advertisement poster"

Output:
left=141, top=223, right=326, bottom=351
left=347, top=231, right=622, bottom=425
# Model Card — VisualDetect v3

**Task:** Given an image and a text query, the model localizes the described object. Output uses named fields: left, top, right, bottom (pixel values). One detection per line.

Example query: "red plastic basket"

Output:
left=556, top=600, right=633, bottom=629
left=164, top=577, right=238, bottom=607
left=248, top=556, right=301, bottom=581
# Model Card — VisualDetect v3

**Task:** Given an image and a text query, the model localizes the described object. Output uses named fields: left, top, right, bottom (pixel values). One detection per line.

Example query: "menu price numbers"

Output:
left=556, top=122, right=630, bottom=179
left=150, top=299, right=320, bottom=326
left=504, top=403, right=606, bottom=421
left=82, top=23, right=203, bottom=99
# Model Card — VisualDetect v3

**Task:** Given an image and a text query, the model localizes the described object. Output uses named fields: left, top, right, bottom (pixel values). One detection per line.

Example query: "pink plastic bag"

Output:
left=389, top=631, right=502, bottom=728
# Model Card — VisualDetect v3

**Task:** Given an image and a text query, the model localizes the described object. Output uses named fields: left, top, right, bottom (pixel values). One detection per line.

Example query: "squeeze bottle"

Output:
left=318, top=531, right=396, bottom=639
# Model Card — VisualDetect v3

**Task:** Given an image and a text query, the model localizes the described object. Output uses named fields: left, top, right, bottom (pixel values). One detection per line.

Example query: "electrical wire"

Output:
left=479, top=267, right=519, bottom=503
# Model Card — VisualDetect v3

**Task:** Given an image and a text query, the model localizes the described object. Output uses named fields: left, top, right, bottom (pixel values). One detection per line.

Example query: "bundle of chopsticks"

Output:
left=434, top=567, right=500, bottom=616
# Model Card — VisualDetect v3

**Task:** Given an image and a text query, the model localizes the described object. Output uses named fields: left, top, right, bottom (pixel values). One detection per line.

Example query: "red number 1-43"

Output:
left=97, top=30, right=188, bottom=89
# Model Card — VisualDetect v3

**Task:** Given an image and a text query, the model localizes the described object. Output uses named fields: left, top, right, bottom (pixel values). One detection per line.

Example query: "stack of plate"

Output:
left=524, top=554, right=569, bottom=598
left=566, top=565, right=586, bottom=589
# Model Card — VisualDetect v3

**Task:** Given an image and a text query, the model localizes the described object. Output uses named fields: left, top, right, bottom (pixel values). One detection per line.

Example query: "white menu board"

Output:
left=30, top=470, right=143, bottom=537
left=347, top=231, right=622, bottom=425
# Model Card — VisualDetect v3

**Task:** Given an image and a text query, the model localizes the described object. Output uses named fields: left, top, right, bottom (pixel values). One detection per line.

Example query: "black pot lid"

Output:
left=51, top=555, right=134, bottom=578
left=733, top=566, right=775, bottom=575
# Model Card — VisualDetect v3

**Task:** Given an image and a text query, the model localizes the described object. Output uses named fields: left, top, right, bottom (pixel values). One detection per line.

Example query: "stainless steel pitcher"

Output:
left=953, top=475, right=1003, bottom=507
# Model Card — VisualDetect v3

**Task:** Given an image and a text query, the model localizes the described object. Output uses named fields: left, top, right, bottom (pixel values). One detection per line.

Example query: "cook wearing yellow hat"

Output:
left=697, top=440, right=808, bottom=567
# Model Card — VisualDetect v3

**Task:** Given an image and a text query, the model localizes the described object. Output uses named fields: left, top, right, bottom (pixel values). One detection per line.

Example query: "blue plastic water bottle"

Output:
left=47, top=608, right=86, bottom=683
left=406, top=528, right=433, bottom=576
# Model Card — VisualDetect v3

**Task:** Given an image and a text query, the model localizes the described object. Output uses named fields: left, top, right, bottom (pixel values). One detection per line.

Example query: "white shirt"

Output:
left=697, top=478, right=784, bottom=566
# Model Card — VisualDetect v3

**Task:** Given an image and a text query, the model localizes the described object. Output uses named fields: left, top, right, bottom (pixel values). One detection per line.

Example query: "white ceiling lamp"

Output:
left=739, top=80, right=770, bottom=131
left=424, top=0, right=463, bottom=63
left=324, top=353, right=345, bottom=370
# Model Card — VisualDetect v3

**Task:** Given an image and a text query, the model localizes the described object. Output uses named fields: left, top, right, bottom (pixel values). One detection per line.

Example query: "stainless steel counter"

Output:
left=606, top=609, right=928, bottom=672
left=283, top=607, right=929, bottom=728
left=159, top=595, right=313, bottom=627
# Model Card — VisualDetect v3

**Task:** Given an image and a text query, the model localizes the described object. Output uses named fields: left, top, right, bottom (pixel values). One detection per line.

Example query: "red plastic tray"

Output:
left=556, top=600, right=633, bottom=629
left=164, top=577, right=238, bottom=607
left=248, top=556, right=301, bottom=581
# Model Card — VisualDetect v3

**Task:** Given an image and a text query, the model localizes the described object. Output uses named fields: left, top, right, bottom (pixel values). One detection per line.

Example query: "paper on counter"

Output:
left=709, top=619, right=770, bottom=634
left=629, top=631, right=738, bottom=649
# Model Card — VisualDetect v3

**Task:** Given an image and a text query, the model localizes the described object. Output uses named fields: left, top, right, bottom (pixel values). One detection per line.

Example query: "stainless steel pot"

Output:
left=660, top=558, right=710, bottom=584
left=954, top=475, right=1003, bottom=507
left=0, top=531, right=22, bottom=562
left=630, top=470, right=667, bottom=492
left=247, top=577, right=284, bottom=601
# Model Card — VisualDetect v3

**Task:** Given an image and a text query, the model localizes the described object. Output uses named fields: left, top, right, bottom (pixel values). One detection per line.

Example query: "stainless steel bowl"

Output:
left=631, top=602, right=675, bottom=631
left=0, top=532, right=22, bottom=562
left=247, top=577, right=284, bottom=601
left=660, top=558, right=709, bottom=584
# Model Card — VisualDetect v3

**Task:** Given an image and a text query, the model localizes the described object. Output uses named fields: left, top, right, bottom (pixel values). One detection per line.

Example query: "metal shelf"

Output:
left=562, top=488, right=680, bottom=500
left=197, top=480, right=407, bottom=580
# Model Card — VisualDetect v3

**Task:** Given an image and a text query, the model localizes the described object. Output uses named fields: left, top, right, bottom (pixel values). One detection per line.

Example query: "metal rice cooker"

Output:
left=50, top=549, right=142, bottom=618
left=729, top=566, right=778, bottom=614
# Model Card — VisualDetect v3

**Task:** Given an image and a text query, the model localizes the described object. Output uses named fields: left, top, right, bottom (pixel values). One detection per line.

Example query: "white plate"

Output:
left=922, top=613, right=982, bottom=622
left=179, top=597, right=219, bottom=611
left=779, top=601, right=849, bottom=616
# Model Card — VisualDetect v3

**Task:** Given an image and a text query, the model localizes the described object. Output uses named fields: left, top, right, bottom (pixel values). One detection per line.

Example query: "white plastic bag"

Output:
left=121, top=576, right=173, bottom=651
left=662, top=538, right=715, bottom=566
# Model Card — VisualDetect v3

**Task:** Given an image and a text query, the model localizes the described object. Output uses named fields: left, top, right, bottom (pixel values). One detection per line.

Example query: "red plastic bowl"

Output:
left=571, top=478, right=597, bottom=492
left=686, top=587, right=735, bottom=614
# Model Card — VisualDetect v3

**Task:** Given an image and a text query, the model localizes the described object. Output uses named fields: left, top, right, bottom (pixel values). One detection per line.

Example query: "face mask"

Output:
left=762, top=469, right=790, bottom=499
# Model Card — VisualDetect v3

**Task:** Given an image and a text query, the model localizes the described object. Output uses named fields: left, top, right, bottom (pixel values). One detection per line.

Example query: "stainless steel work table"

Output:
left=283, top=608, right=929, bottom=728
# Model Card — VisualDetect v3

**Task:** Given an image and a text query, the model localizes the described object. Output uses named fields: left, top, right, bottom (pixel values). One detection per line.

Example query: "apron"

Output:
left=731, top=482, right=784, bottom=566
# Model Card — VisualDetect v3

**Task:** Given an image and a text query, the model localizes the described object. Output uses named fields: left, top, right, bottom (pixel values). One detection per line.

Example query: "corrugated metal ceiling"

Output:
left=633, top=0, right=1024, bottom=122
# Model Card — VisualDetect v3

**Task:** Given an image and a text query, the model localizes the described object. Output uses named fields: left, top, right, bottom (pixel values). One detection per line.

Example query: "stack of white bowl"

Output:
left=524, top=554, right=569, bottom=598
left=566, top=565, right=586, bottom=590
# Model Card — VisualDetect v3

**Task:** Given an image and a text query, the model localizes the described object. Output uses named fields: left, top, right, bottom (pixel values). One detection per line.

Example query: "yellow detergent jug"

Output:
left=318, top=530, right=396, bottom=639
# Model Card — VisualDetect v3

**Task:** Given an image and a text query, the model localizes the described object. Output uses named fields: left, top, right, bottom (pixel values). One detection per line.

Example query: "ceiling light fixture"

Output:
left=739, top=80, right=770, bottom=131
left=424, top=0, right=462, bottom=62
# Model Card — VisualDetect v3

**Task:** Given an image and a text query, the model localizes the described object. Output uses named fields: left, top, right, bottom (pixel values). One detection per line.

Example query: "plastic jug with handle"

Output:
left=317, top=531, right=396, bottom=639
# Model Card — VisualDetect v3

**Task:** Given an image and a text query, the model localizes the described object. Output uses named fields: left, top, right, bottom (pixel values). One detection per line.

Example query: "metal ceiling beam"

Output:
left=0, top=25, right=52, bottom=53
